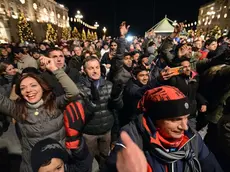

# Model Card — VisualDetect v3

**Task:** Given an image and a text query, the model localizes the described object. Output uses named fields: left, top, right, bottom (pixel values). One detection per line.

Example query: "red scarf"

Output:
left=142, top=117, right=189, bottom=150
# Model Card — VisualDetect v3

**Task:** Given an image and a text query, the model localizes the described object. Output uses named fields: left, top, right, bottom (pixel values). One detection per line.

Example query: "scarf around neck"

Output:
left=140, top=116, right=202, bottom=172
left=26, top=99, right=44, bottom=109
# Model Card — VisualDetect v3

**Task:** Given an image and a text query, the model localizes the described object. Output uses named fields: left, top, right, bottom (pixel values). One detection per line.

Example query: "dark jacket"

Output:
left=101, top=52, right=113, bottom=65
left=77, top=77, right=123, bottom=135
left=121, top=66, right=161, bottom=126
left=41, top=66, right=81, bottom=97
left=64, top=139, right=93, bottom=172
left=109, top=38, right=132, bottom=85
left=0, top=76, right=9, bottom=86
left=167, top=72, right=207, bottom=117
left=102, top=115, right=223, bottom=172
left=158, top=36, right=176, bottom=67
left=68, top=55, right=83, bottom=71
left=217, top=113, right=230, bottom=172
left=199, top=65, right=230, bottom=124
left=0, top=83, right=12, bottom=136
left=0, top=56, right=13, bottom=64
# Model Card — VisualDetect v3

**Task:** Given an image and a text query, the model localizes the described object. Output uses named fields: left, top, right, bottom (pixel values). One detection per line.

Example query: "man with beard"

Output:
left=62, top=47, right=72, bottom=65
left=166, top=59, right=207, bottom=130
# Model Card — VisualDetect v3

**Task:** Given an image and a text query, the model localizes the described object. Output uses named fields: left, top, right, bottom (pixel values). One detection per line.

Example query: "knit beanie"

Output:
left=138, top=86, right=190, bottom=120
left=31, top=138, right=68, bottom=172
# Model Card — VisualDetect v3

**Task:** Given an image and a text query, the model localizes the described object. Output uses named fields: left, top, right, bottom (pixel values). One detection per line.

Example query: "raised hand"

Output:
left=117, top=132, right=147, bottom=172
left=160, top=66, right=174, bottom=81
left=120, top=21, right=130, bottom=37
left=39, top=56, right=58, bottom=72
left=64, top=102, right=85, bottom=149
left=174, top=23, right=184, bottom=34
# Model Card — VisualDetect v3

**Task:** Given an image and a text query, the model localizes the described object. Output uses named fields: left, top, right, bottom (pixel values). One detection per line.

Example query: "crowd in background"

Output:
left=0, top=21, right=230, bottom=172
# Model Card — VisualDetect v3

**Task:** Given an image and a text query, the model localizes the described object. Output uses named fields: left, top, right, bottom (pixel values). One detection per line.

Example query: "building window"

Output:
left=0, top=4, right=5, bottom=14
left=0, top=4, right=5, bottom=9
left=33, top=3, right=37, bottom=10
left=224, top=13, right=228, bottom=18
left=50, top=11, right=55, bottom=23
left=17, top=8, right=21, bottom=14
left=43, top=8, right=47, bottom=14
left=19, top=0, right=25, bottom=4
left=57, top=13, right=60, bottom=19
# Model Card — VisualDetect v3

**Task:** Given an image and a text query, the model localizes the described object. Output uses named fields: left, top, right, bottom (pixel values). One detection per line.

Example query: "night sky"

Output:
left=56, top=0, right=213, bottom=36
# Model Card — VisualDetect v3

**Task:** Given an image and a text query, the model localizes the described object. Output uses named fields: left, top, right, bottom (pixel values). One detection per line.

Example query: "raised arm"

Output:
left=110, top=22, right=130, bottom=75
left=158, top=23, right=184, bottom=64
left=39, top=56, right=80, bottom=107
left=53, top=69, right=79, bottom=98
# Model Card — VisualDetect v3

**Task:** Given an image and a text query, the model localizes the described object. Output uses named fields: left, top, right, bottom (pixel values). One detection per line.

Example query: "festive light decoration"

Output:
left=76, top=19, right=97, bottom=30
left=46, top=23, right=57, bottom=42
left=87, top=29, right=92, bottom=40
left=208, top=26, right=222, bottom=39
left=94, top=32, right=98, bottom=40
left=72, top=27, right=81, bottom=39
left=18, top=13, right=35, bottom=43
left=81, top=29, right=86, bottom=41
left=62, top=27, right=71, bottom=40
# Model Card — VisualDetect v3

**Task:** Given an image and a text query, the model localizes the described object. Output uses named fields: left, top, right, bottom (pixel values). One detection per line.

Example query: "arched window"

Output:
left=0, top=3, right=5, bottom=14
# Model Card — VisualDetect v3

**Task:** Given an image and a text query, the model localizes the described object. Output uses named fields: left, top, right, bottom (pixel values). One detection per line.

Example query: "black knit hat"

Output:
left=138, top=86, right=190, bottom=120
left=31, top=138, right=68, bottom=172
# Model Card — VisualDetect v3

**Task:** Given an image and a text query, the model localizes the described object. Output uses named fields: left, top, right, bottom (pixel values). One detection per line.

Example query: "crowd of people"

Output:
left=0, top=21, right=230, bottom=172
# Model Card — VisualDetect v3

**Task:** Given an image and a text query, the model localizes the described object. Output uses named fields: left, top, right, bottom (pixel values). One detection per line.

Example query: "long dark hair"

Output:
left=15, top=73, right=56, bottom=121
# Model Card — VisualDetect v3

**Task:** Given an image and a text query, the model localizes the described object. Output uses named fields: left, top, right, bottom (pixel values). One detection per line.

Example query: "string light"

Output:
left=75, top=18, right=97, bottom=30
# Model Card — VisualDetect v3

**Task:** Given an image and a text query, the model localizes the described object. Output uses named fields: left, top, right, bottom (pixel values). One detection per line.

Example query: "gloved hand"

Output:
left=111, top=83, right=124, bottom=99
left=64, top=102, right=85, bottom=149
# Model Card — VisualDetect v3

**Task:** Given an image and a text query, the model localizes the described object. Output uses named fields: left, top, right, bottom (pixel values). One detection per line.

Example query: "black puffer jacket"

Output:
left=78, top=77, right=123, bottom=135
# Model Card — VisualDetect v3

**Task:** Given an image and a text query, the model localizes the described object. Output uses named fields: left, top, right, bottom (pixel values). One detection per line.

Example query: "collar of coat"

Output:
left=83, top=77, right=106, bottom=88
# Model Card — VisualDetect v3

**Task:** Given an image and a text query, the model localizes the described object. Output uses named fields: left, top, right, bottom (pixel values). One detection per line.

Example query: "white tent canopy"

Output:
left=146, top=15, right=175, bottom=34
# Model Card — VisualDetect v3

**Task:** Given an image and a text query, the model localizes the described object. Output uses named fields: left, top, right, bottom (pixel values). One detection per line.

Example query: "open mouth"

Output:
left=27, top=95, right=36, bottom=101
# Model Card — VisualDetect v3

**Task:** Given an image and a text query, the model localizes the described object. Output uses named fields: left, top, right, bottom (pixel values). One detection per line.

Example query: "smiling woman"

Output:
left=0, top=57, right=80, bottom=172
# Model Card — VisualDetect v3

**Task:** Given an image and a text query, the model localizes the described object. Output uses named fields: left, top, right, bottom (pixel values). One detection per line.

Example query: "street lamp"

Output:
left=94, top=22, right=99, bottom=28
left=75, top=10, right=83, bottom=19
